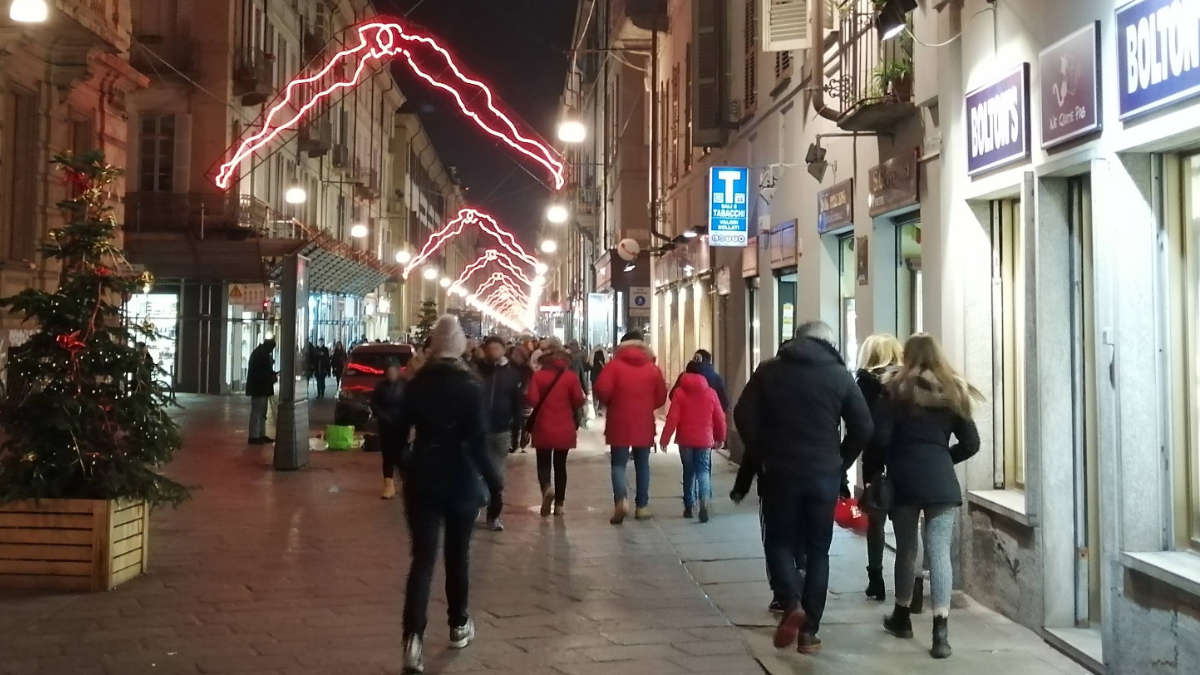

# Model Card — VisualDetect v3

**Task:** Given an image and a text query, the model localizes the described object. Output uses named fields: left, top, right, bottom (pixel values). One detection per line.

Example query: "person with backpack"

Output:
left=524, top=343, right=586, bottom=517
left=594, top=331, right=668, bottom=524
left=660, top=361, right=727, bottom=522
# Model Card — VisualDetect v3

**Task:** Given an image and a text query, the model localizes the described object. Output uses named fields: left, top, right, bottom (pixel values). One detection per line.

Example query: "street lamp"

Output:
left=540, top=239, right=558, bottom=254
left=350, top=223, right=368, bottom=238
left=877, top=0, right=917, bottom=40
left=439, top=277, right=451, bottom=289
left=545, top=204, right=569, bottom=224
left=534, top=261, right=548, bottom=275
left=556, top=119, right=587, bottom=144
left=422, top=267, right=439, bottom=281
left=682, top=229, right=698, bottom=239
left=394, top=249, right=412, bottom=264
left=9, top=0, right=48, bottom=23
left=284, top=185, right=307, bottom=204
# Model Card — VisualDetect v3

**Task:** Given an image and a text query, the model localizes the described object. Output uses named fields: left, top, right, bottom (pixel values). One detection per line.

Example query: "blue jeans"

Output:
left=610, top=446, right=651, bottom=508
left=678, top=447, right=712, bottom=509
left=761, top=473, right=840, bottom=633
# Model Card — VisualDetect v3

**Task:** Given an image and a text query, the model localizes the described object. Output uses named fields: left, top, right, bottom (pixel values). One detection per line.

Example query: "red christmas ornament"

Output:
left=94, top=266, right=111, bottom=277
left=56, top=331, right=86, bottom=354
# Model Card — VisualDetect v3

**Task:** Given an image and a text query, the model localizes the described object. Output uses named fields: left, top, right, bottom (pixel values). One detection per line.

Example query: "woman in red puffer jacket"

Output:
left=526, top=347, right=586, bottom=517
left=660, top=362, right=727, bottom=523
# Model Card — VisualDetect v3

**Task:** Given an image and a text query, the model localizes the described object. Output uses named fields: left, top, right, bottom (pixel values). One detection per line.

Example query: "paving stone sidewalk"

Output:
left=0, top=395, right=1087, bottom=675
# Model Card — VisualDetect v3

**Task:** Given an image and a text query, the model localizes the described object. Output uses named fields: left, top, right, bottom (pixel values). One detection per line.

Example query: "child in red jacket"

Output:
left=660, top=362, right=727, bottom=522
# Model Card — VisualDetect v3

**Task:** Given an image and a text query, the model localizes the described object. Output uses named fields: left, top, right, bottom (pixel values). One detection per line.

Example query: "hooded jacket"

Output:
left=671, top=361, right=730, bottom=411
left=870, top=370, right=981, bottom=507
left=733, top=337, right=873, bottom=492
left=526, top=351, right=586, bottom=449
left=660, top=373, right=727, bottom=449
left=855, top=366, right=896, bottom=480
left=594, top=340, right=668, bottom=447
left=477, top=356, right=525, bottom=434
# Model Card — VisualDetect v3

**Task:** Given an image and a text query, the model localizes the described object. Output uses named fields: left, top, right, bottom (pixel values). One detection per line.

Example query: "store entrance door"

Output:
left=126, top=293, right=179, bottom=388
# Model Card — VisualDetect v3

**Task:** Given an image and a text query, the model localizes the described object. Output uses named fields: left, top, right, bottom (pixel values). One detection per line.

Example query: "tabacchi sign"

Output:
left=708, top=166, right=750, bottom=247
left=1117, top=0, right=1200, bottom=120
left=965, top=64, right=1030, bottom=176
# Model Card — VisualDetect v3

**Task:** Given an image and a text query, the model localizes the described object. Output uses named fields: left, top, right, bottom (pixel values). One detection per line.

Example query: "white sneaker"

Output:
left=449, top=617, right=475, bottom=649
left=402, top=633, right=424, bottom=673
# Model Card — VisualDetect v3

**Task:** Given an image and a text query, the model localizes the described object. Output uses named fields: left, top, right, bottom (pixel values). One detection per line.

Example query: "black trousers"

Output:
left=380, top=429, right=405, bottom=479
left=762, top=474, right=838, bottom=633
left=536, top=449, right=568, bottom=504
left=761, top=501, right=806, bottom=603
left=867, top=508, right=886, bottom=571
left=402, top=494, right=475, bottom=637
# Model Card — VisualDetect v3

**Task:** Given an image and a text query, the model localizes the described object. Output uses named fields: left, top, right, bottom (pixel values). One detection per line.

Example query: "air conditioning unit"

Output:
left=331, top=143, right=349, bottom=168
left=299, top=118, right=332, bottom=158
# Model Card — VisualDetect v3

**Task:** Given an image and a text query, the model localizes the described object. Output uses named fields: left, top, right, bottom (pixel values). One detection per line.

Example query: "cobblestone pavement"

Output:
left=0, top=395, right=1088, bottom=674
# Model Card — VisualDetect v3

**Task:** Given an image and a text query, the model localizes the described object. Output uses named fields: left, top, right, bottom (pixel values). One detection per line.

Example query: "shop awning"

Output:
left=290, top=237, right=396, bottom=296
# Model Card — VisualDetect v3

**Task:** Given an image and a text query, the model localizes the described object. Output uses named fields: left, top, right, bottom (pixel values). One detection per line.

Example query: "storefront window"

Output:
left=1172, top=154, right=1200, bottom=549
left=838, top=234, right=857, bottom=365
left=747, top=277, right=761, bottom=372
left=992, top=198, right=1025, bottom=489
left=896, top=220, right=923, bottom=339
left=776, top=270, right=796, bottom=350
left=126, top=293, right=178, bottom=387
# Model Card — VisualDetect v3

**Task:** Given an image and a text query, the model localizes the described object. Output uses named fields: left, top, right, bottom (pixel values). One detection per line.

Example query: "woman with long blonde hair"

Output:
left=854, top=334, right=904, bottom=602
left=875, top=333, right=981, bottom=660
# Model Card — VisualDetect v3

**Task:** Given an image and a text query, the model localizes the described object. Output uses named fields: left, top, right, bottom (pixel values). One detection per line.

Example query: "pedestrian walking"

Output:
left=332, top=341, right=347, bottom=388
left=589, top=349, right=606, bottom=415
left=507, top=344, right=533, bottom=453
left=732, top=321, right=873, bottom=655
left=594, top=330, right=667, bottom=524
left=524, top=345, right=586, bottom=517
left=660, top=361, right=727, bottom=522
left=875, top=333, right=981, bottom=660
left=245, top=338, right=277, bottom=444
left=855, top=334, right=904, bottom=602
left=477, top=336, right=524, bottom=530
left=670, top=349, right=730, bottom=411
left=371, top=358, right=408, bottom=500
left=396, top=315, right=501, bottom=673
left=313, top=340, right=331, bottom=398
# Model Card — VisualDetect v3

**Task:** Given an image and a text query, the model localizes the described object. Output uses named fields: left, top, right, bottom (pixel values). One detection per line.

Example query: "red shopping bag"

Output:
left=834, top=497, right=870, bottom=534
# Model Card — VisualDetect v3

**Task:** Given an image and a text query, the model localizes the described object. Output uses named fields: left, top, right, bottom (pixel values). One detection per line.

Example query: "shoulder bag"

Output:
left=524, top=368, right=566, bottom=434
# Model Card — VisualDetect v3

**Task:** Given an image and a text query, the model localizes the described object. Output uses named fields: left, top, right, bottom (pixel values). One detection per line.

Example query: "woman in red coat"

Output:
left=660, top=362, right=727, bottom=523
left=525, top=347, right=586, bottom=517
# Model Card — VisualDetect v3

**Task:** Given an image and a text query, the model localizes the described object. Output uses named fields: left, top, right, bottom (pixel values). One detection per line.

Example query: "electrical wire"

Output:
left=902, top=5, right=996, bottom=49
left=133, top=42, right=255, bottom=125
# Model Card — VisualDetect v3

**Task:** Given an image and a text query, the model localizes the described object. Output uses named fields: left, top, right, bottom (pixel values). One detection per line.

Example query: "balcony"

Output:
left=331, top=143, right=349, bottom=169
left=52, top=0, right=131, bottom=51
left=233, top=51, right=275, bottom=106
left=130, top=36, right=195, bottom=77
left=822, top=0, right=916, bottom=133
left=298, top=117, right=332, bottom=158
left=125, top=192, right=286, bottom=237
left=355, top=168, right=381, bottom=201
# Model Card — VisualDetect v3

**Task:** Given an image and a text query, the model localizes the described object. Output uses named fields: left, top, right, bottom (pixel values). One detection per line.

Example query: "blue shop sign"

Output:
left=1117, top=0, right=1200, bottom=120
left=708, top=166, right=750, bottom=248
left=965, top=64, right=1031, bottom=176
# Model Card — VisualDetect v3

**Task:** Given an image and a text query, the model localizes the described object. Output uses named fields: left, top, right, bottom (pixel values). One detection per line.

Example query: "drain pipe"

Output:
left=811, top=0, right=842, bottom=122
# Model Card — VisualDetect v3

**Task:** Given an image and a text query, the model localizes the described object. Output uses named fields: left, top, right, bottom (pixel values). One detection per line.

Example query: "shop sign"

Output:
left=707, top=166, right=750, bottom=247
left=1040, top=22, right=1103, bottom=148
left=856, top=236, right=870, bottom=286
left=867, top=153, right=919, bottom=217
left=965, top=64, right=1031, bottom=176
left=742, top=235, right=759, bottom=278
left=595, top=251, right=612, bottom=292
left=769, top=220, right=798, bottom=269
left=817, top=179, right=854, bottom=234
left=228, top=283, right=267, bottom=308
left=716, top=266, right=732, bottom=295
left=1117, top=0, right=1200, bottom=120
left=628, top=286, right=651, bottom=318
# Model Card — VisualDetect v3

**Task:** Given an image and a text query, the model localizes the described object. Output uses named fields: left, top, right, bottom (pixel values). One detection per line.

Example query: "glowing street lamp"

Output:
left=540, top=239, right=558, bottom=254
left=545, top=204, right=569, bottom=224
left=534, top=274, right=546, bottom=286
left=422, top=267, right=439, bottom=281
left=350, top=223, right=369, bottom=238
left=9, top=0, right=49, bottom=23
left=439, top=277, right=451, bottom=289
left=556, top=119, right=587, bottom=144
left=534, top=261, right=548, bottom=275
left=394, top=249, right=412, bottom=264
left=284, top=185, right=308, bottom=204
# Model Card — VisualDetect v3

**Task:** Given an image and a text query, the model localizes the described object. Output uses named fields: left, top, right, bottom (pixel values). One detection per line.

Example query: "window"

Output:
left=139, top=115, right=175, bottom=192
left=670, top=64, right=680, bottom=186
left=684, top=42, right=693, bottom=172
left=774, top=50, right=792, bottom=85
left=991, top=198, right=1025, bottom=489
left=838, top=234, right=857, bottom=364
left=2, top=87, right=38, bottom=261
left=744, top=0, right=758, bottom=114
left=896, top=218, right=923, bottom=337
left=1170, top=153, right=1200, bottom=549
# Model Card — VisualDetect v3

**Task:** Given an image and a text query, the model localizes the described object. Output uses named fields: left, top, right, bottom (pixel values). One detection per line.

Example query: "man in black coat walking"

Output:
left=313, top=339, right=332, bottom=398
left=371, top=358, right=408, bottom=500
left=476, top=335, right=524, bottom=531
left=245, top=338, right=277, bottom=444
left=732, top=321, right=872, bottom=655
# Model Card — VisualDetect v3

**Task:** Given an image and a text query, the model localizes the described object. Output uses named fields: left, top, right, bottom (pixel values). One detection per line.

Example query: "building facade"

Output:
left=563, top=0, right=1200, bottom=672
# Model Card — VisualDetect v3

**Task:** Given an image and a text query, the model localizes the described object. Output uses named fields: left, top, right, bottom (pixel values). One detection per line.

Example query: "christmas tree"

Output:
left=414, top=299, right=439, bottom=343
left=0, top=152, right=187, bottom=506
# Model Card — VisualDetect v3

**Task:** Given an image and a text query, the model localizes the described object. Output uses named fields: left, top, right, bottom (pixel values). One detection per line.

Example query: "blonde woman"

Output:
left=874, top=334, right=981, bottom=659
left=854, top=334, right=904, bottom=602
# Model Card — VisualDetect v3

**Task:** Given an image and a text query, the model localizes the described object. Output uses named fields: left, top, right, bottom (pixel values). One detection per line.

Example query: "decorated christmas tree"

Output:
left=0, top=152, right=187, bottom=506
left=414, top=299, right=439, bottom=343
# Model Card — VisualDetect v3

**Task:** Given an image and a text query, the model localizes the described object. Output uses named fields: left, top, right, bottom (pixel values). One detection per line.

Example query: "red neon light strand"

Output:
left=453, top=249, right=534, bottom=288
left=403, top=208, right=538, bottom=279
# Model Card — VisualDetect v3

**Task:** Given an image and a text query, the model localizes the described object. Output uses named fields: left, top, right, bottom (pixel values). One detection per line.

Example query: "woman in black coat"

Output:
left=396, top=315, right=501, bottom=674
left=873, top=334, right=981, bottom=660
left=854, top=334, right=903, bottom=602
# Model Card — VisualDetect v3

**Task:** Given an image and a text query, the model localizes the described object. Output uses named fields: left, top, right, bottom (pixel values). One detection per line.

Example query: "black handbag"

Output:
left=524, top=369, right=566, bottom=434
left=862, top=470, right=894, bottom=513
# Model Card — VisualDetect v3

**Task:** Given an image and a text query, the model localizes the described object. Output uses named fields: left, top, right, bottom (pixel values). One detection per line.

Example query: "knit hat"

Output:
left=429, top=314, right=467, bottom=359
left=620, top=330, right=644, bottom=343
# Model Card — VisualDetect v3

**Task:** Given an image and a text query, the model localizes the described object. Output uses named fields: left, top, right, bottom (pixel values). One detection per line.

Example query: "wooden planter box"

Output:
left=0, top=499, right=149, bottom=592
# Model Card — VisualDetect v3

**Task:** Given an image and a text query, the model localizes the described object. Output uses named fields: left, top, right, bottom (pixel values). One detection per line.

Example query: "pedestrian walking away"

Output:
left=670, top=349, right=730, bottom=411
left=524, top=344, right=586, bottom=517
left=476, top=335, right=525, bottom=530
left=589, top=349, right=606, bottom=415
left=506, top=344, right=533, bottom=453
left=245, top=338, right=277, bottom=444
left=395, top=315, right=501, bottom=674
left=855, top=333, right=904, bottom=602
left=660, top=361, right=727, bottom=523
left=874, top=333, right=982, bottom=660
left=594, top=330, right=668, bottom=524
left=332, top=341, right=347, bottom=388
left=371, top=357, right=408, bottom=500
left=313, top=339, right=331, bottom=398
left=733, top=320, right=873, bottom=655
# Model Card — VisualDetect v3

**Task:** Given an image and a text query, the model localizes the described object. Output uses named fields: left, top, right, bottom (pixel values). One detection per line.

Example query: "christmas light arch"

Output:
left=213, top=20, right=565, bottom=191
left=404, top=208, right=540, bottom=280
left=451, top=249, right=535, bottom=290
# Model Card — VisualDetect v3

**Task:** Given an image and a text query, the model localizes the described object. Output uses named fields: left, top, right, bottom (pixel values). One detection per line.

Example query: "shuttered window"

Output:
left=762, top=0, right=810, bottom=52
left=139, top=115, right=176, bottom=192
left=745, top=0, right=758, bottom=114
left=670, top=63, right=680, bottom=186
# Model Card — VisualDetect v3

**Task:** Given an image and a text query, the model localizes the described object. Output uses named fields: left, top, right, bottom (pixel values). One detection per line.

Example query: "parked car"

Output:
left=334, top=343, right=414, bottom=429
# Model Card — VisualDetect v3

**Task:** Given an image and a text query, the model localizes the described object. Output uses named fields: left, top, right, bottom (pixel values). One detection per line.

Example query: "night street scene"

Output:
left=2, top=0, right=1199, bottom=673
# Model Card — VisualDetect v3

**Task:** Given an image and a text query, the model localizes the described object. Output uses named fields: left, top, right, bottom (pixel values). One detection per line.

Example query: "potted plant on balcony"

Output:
left=873, top=57, right=913, bottom=103
left=0, top=152, right=188, bottom=592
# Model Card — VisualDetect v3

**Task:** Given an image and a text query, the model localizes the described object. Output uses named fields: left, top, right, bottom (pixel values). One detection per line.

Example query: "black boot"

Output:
left=910, top=576, right=925, bottom=614
left=865, top=567, right=885, bottom=601
left=931, top=616, right=952, bottom=659
left=883, top=604, right=913, bottom=638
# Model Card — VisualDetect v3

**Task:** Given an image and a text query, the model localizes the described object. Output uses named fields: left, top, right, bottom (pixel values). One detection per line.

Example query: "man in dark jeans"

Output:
left=475, top=335, right=525, bottom=531
left=733, top=320, right=872, bottom=655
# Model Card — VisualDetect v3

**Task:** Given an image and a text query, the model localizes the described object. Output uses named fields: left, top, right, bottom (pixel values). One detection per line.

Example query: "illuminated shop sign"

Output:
left=1117, top=0, right=1200, bottom=120
left=965, top=64, right=1031, bottom=176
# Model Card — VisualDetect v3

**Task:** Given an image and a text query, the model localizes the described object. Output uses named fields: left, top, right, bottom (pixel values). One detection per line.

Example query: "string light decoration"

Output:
left=403, top=208, right=540, bottom=279
left=468, top=272, right=530, bottom=306
left=213, top=21, right=565, bottom=191
left=452, top=249, right=535, bottom=288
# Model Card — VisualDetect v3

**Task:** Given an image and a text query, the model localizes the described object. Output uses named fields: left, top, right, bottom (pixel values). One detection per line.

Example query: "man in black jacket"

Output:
left=245, top=338, right=276, bottom=444
left=732, top=321, right=872, bottom=655
left=371, top=358, right=407, bottom=500
left=476, top=335, right=524, bottom=531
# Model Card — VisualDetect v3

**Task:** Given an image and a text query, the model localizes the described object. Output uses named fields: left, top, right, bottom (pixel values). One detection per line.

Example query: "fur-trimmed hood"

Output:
left=615, top=340, right=655, bottom=366
left=884, top=368, right=959, bottom=410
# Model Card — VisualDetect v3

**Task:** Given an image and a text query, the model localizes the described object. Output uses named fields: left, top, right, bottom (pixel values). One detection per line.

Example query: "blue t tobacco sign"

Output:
left=965, top=64, right=1031, bottom=176
left=1040, top=22, right=1103, bottom=148
left=1117, top=0, right=1200, bottom=120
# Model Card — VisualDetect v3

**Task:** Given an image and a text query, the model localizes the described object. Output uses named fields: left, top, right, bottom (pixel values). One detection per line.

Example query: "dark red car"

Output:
left=333, top=343, right=414, bottom=429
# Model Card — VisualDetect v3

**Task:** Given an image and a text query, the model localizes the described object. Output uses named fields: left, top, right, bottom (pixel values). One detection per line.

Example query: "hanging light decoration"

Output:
left=422, top=267, right=439, bottom=281
left=350, top=223, right=369, bottom=238
left=403, top=208, right=539, bottom=279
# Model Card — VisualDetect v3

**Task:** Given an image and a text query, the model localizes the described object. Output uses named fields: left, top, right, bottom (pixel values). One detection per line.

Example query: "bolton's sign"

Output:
left=1117, top=0, right=1200, bottom=120
left=707, top=166, right=750, bottom=247
left=965, top=64, right=1031, bottom=176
